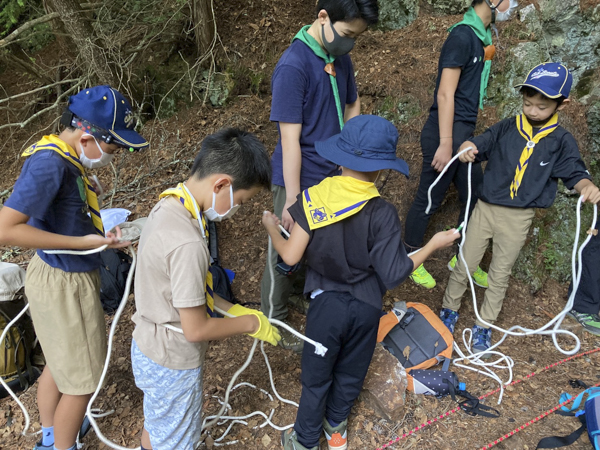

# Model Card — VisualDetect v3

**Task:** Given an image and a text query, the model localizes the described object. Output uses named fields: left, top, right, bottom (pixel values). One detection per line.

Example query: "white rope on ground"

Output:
left=426, top=147, right=597, bottom=404
left=199, top=233, right=326, bottom=445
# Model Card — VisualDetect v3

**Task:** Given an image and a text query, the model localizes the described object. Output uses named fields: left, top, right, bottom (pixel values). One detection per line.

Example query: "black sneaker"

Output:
left=567, top=310, right=600, bottom=336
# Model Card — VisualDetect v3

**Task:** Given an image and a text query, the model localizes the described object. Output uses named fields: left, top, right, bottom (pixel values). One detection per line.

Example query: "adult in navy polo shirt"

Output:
left=260, top=0, right=379, bottom=348
left=403, top=0, right=516, bottom=290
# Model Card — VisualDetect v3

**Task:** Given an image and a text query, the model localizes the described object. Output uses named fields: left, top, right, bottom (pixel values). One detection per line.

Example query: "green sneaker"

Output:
left=409, top=264, right=436, bottom=289
left=567, top=310, right=600, bottom=336
left=448, top=255, right=489, bottom=288
left=281, top=428, right=318, bottom=450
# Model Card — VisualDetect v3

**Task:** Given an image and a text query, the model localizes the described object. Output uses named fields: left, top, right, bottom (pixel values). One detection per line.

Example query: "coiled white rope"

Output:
left=426, top=147, right=597, bottom=404
left=198, top=232, right=328, bottom=445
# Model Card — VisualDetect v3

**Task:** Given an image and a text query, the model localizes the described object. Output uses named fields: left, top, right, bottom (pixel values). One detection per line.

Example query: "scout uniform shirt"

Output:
left=288, top=176, right=414, bottom=310
left=471, top=115, right=591, bottom=208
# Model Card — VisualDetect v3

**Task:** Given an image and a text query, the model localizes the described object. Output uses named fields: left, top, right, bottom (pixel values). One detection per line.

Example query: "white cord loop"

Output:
left=427, top=147, right=597, bottom=404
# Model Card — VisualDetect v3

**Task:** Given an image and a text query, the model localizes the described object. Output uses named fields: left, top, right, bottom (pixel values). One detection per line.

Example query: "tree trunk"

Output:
left=46, top=0, right=116, bottom=86
left=191, top=0, right=215, bottom=58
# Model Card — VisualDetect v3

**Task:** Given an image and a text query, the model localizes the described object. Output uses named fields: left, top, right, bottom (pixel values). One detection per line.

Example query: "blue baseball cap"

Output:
left=67, top=85, right=148, bottom=150
left=514, top=62, right=573, bottom=99
left=315, top=115, right=409, bottom=177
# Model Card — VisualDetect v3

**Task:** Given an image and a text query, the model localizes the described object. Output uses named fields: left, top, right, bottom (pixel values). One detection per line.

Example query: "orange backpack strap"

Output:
left=377, top=311, right=399, bottom=343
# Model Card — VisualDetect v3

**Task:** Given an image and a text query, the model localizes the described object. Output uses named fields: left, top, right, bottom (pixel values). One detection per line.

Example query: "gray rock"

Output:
left=426, top=0, right=470, bottom=16
left=360, top=344, right=407, bottom=422
left=487, top=41, right=549, bottom=119
left=377, top=0, right=420, bottom=30
left=538, top=0, right=600, bottom=84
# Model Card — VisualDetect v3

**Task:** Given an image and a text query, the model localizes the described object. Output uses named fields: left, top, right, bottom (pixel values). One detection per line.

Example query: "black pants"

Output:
left=404, top=119, right=483, bottom=248
left=294, top=291, right=381, bottom=448
left=568, top=233, right=600, bottom=315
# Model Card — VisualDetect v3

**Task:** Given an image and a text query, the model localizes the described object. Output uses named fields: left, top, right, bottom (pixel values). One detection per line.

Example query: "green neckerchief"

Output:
left=293, top=25, right=345, bottom=131
left=448, top=7, right=492, bottom=109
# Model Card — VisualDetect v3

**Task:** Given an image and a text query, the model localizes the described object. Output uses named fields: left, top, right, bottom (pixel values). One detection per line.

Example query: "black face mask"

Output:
left=321, top=21, right=356, bottom=57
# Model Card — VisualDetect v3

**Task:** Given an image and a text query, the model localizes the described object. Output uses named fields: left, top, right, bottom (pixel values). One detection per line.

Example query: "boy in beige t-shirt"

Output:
left=131, top=128, right=280, bottom=450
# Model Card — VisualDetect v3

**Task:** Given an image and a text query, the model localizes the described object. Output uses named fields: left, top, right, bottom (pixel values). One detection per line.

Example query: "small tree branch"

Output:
left=0, top=81, right=84, bottom=131
left=0, top=13, right=60, bottom=49
left=0, top=79, right=80, bottom=104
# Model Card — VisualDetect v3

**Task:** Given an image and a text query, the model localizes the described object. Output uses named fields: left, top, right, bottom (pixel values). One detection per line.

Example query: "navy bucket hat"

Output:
left=315, top=115, right=409, bottom=177
left=67, top=85, right=148, bottom=150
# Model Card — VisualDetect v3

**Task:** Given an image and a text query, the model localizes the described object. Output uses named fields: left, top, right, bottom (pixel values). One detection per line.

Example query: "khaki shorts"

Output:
left=25, top=254, right=107, bottom=395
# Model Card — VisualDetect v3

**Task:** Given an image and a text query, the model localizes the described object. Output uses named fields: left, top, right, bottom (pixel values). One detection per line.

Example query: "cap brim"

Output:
left=315, top=136, right=409, bottom=178
left=109, top=129, right=148, bottom=150
left=514, top=83, right=562, bottom=99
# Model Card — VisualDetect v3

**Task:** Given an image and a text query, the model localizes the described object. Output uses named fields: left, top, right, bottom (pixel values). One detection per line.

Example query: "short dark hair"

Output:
left=520, top=86, right=566, bottom=106
left=190, top=128, right=271, bottom=191
left=471, top=0, right=486, bottom=5
left=316, top=0, right=379, bottom=25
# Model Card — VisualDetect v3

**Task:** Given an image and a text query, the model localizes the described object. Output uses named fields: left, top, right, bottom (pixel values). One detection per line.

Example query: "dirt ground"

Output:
left=1, top=0, right=599, bottom=449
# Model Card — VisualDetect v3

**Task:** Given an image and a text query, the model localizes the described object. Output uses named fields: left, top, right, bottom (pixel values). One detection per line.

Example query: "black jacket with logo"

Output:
left=472, top=116, right=591, bottom=208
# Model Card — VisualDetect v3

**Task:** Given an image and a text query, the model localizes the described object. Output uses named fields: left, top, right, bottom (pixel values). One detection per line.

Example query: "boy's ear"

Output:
left=317, top=9, right=330, bottom=25
left=557, top=98, right=570, bottom=111
left=213, top=176, right=233, bottom=193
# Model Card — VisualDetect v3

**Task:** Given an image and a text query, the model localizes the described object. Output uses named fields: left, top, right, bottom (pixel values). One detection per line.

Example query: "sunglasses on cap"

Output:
left=60, top=109, right=139, bottom=152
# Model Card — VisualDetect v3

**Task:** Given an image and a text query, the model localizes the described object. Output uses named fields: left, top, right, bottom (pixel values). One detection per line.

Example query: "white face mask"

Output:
left=79, top=133, right=114, bottom=169
left=493, top=0, right=518, bottom=22
left=203, top=184, right=240, bottom=222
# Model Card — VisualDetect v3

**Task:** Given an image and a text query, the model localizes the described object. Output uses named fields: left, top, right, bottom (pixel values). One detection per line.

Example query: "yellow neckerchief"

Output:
left=159, top=183, right=216, bottom=317
left=510, top=113, right=559, bottom=199
left=22, top=135, right=104, bottom=236
left=302, top=176, right=380, bottom=230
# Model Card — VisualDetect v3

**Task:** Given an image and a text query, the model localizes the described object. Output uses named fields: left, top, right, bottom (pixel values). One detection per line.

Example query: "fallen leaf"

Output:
left=262, top=434, right=271, bottom=446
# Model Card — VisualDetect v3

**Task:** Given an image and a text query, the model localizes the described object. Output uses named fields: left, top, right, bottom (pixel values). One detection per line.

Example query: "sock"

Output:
left=53, top=446, right=76, bottom=450
left=141, top=446, right=152, bottom=450
left=41, top=426, right=54, bottom=446
left=326, top=417, right=340, bottom=428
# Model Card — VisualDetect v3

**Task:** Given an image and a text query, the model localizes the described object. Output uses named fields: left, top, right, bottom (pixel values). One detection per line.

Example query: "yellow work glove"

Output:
left=227, top=304, right=281, bottom=346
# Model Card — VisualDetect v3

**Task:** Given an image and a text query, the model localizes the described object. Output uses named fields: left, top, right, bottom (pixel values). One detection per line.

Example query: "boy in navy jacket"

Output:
left=441, top=63, right=600, bottom=354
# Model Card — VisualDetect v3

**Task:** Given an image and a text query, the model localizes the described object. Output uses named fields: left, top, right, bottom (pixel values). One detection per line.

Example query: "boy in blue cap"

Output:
left=441, top=63, right=600, bottom=354
left=0, top=85, right=148, bottom=450
left=260, top=0, right=379, bottom=351
left=262, top=115, right=459, bottom=450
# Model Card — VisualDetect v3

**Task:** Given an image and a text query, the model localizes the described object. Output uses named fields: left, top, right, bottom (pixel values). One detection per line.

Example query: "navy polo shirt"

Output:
left=429, top=25, right=485, bottom=126
left=5, top=150, right=102, bottom=272
left=289, top=195, right=413, bottom=310
left=270, top=39, right=358, bottom=191
left=472, top=117, right=591, bottom=208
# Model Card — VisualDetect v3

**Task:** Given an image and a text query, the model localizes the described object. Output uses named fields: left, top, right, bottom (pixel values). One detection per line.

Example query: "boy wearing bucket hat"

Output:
left=0, top=85, right=147, bottom=450
left=403, top=0, right=517, bottom=290
left=441, top=63, right=600, bottom=354
left=260, top=0, right=379, bottom=351
left=262, top=115, right=459, bottom=450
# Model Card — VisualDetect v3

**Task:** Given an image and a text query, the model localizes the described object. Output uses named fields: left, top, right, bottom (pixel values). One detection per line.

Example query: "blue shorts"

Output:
left=131, top=339, right=203, bottom=449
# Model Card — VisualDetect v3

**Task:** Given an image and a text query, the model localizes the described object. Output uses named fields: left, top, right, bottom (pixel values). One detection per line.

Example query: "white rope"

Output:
left=4, top=223, right=326, bottom=448
left=427, top=147, right=597, bottom=403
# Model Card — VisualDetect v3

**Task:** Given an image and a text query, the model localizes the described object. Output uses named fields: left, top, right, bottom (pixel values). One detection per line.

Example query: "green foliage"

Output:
left=376, top=95, right=421, bottom=125
left=0, top=0, right=26, bottom=37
